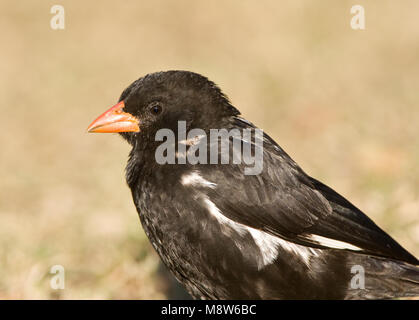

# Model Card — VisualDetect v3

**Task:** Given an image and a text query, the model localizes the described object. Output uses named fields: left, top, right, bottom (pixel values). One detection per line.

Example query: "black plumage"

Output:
left=90, top=70, right=419, bottom=299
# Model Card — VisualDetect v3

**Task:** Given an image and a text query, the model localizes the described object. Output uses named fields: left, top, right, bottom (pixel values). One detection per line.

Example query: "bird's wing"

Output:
left=200, top=119, right=418, bottom=264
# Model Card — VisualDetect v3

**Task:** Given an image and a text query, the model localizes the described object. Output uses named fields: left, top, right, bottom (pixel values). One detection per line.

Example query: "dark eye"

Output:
left=150, top=103, right=162, bottom=115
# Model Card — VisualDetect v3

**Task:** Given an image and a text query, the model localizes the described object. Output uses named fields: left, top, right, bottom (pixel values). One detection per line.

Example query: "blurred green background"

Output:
left=0, top=1, right=418, bottom=299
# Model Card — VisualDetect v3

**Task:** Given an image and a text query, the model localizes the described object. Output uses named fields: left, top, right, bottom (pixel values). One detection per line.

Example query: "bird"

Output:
left=87, top=70, right=419, bottom=299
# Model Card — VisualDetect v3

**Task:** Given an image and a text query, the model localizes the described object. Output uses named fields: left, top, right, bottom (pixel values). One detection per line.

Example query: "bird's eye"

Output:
left=150, top=103, right=162, bottom=115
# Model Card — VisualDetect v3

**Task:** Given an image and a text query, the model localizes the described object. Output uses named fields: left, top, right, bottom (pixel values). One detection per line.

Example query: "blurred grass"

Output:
left=0, top=1, right=418, bottom=299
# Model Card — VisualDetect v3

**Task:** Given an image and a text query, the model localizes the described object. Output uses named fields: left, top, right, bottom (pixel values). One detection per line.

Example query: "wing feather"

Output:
left=200, top=118, right=418, bottom=264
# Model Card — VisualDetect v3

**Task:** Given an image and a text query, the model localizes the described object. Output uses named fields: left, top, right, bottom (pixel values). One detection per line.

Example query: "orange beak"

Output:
left=87, top=101, right=140, bottom=133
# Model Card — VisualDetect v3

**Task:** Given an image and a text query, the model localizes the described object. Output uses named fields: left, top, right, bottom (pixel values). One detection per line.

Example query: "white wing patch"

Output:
left=181, top=171, right=217, bottom=189
left=203, top=197, right=319, bottom=269
left=247, top=228, right=281, bottom=267
left=308, top=234, right=362, bottom=251
left=273, top=237, right=319, bottom=266
left=203, top=197, right=247, bottom=236
left=246, top=228, right=318, bottom=268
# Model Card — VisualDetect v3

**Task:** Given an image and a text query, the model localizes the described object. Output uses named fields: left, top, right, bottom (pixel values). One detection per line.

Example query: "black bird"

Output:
left=87, top=70, right=419, bottom=299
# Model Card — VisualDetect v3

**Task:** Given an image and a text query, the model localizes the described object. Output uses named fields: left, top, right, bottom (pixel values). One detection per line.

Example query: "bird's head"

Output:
left=87, top=71, right=240, bottom=146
